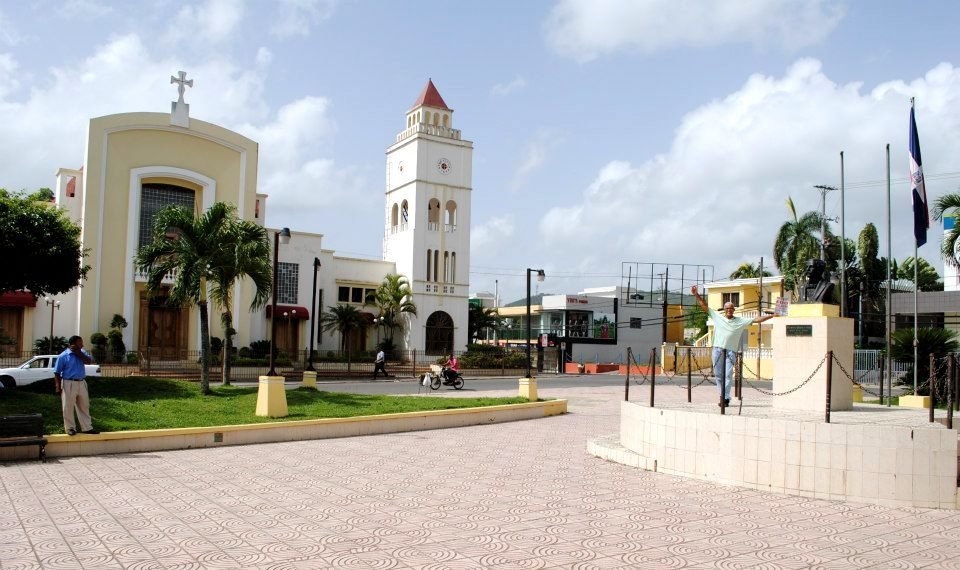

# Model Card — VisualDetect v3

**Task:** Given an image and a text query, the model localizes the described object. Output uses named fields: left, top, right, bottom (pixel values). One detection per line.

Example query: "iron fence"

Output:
left=0, top=346, right=545, bottom=383
left=853, top=349, right=911, bottom=386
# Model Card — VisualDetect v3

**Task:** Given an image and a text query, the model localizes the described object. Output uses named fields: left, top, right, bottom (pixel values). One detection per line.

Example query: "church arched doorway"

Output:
left=425, top=311, right=454, bottom=355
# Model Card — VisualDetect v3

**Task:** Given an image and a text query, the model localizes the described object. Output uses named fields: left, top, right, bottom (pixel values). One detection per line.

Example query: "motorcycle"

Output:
left=422, top=364, right=464, bottom=390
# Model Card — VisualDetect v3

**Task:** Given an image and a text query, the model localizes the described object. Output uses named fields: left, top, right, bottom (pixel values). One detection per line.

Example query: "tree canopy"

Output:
left=898, top=256, right=943, bottom=292
left=0, top=189, right=88, bottom=296
left=728, top=262, right=772, bottom=279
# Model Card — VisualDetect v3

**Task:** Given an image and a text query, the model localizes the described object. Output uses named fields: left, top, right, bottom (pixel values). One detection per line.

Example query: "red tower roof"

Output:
left=411, top=79, right=450, bottom=111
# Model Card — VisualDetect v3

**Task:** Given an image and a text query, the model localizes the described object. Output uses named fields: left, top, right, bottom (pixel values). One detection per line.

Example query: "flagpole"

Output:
left=885, top=143, right=892, bottom=406
left=840, top=151, right=846, bottom=317
left=914, top=242, right=918, bottom=392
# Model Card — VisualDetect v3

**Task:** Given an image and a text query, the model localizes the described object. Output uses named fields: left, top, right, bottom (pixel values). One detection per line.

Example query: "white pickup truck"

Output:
left=0, top=355, right=101, bottom=388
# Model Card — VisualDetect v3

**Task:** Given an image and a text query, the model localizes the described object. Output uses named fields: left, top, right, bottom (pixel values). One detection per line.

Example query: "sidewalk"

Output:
left=1, top=382, right=959, bottom=569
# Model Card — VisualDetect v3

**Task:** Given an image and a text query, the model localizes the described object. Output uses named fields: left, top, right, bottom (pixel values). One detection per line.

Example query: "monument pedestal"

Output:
left=256, top=375, right=289, bottom=417
left=772, top=304, right=854, bottom=412
left=519, top=377, right=538, bottom=400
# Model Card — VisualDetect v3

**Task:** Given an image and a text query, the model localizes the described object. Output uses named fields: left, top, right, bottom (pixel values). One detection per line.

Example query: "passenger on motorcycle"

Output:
left=443, top=355, right=460, bottom=383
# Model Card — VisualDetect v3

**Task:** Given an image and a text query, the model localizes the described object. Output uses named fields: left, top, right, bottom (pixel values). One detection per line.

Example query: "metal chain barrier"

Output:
left=830, top=354, right=883, bottom=399
left=742, top=353, right=827, bottom=397
left=629, top=349, right=649, bottom=386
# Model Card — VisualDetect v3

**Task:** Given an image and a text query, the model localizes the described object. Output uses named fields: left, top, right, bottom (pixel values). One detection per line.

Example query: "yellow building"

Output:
left=701, top=276, right=785, bottom=349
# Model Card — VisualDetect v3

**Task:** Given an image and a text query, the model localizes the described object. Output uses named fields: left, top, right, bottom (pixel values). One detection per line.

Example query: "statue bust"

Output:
left=800, top=259, right=835, bottom=303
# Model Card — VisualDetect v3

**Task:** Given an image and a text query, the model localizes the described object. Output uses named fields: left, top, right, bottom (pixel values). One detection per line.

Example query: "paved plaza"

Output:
left=2, top=379, right=960, bottom=569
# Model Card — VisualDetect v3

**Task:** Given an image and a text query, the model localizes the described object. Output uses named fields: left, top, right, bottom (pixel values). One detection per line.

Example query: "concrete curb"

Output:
left=1, top=399, right=568, bottom=460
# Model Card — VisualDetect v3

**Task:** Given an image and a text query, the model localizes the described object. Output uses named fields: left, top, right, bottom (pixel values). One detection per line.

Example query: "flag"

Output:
left=909, top=99, right=929, bottom=247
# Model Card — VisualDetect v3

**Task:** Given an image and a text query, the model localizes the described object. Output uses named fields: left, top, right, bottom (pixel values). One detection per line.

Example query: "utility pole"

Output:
left=813, top=185, right=838, bottom=262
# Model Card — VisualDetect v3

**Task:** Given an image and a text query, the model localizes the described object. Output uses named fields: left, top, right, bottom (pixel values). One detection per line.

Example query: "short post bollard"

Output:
left=649, top=348, right=656, bottom=408
left=929, top=353, right=936, bottom=424
left=735, top=351, right=743, bottom=401
left=947, top=354, right=954, bottom=430
left=825, top=350, right=833, bottom=423
left=624, top=347, right=631, bottom=402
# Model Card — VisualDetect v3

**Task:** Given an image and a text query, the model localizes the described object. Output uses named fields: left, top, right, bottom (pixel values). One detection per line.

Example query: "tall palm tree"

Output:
left=320, top=304, right=369, bottom=372
left=369, top=273, right=418, bottom=346
left=468, top=304, right=500, bottom=342
left=209, top=220, right=272, bottom=386
left=728, top=263, right=773, bottom=279
left=932, top=193, right=960, bottom=270
left=136, top=202, right=234, bottom=394
left=773, top=197, right=826, bottom=298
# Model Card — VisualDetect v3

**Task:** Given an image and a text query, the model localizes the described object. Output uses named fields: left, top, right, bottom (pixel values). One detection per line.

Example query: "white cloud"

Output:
left=491, top=75, right=527, bottom=97
left=0, top=53, right=18, bottom=99
left=255, top=46, right=273, bottom=67
left=545, top=0, right=845, bottom=62
left=271, top=0, right=338, bottom=39
left=509, top=129, right=563, bottom=192
left=472, top=215, right=515, bottom=253
left=539, top=59, right=960, bottom=278
left=59, top=0, right=114, bottom=20
left=166, top=0, right=245, bottom=45
left=0, top=10, right=21, bottom=46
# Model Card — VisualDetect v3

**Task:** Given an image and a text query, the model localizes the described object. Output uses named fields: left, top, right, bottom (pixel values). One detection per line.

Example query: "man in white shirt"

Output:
left=373, top=348, right=390, bottom=379
left=691, top=285, right=776, bottom=406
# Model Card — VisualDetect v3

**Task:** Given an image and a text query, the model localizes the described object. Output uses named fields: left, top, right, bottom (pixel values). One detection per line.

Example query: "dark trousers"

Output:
left=373, top=362, right=389, bottom=378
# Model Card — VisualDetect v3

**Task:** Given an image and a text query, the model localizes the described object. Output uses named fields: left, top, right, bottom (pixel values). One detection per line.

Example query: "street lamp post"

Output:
left=307, top=258, right=320, bottom=371
left=267, top=227, right=291, bottom=376
left=525, top=268, right=545, bottom=379
left=44, top=297, right=61, bottom=354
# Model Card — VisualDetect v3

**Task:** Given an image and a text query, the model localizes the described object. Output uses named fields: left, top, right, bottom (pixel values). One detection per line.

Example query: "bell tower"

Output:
left=384, top=79, right=472, bottom=354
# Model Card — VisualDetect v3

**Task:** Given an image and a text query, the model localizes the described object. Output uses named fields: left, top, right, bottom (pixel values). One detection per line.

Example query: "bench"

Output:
left=0, top=414, right=47, bottom=461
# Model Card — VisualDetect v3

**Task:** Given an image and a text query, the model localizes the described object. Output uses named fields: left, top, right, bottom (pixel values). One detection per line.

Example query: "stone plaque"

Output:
left=785, top=324, right=813, bottom=337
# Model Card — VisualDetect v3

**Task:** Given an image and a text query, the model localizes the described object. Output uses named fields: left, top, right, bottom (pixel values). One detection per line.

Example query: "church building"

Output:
left=7, top=76, right=470, bottom=358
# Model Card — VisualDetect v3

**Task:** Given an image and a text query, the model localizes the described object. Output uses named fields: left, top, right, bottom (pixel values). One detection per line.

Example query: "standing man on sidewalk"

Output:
left=691, top=286, right=776, bottom=406
left=53, top=335, right=99, bottom=435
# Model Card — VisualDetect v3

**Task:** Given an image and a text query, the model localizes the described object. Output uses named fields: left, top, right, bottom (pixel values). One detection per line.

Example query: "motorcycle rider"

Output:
left=443, top=354, right=460, bottom=383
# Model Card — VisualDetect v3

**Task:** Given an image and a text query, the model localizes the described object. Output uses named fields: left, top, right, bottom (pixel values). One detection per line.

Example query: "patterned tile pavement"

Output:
left=2, top=380, right=960, bottom=569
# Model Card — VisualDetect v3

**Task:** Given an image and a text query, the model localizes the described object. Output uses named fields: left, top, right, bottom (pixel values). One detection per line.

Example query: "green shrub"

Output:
left=891, top=328, right=959, bottom=398
left=249, top=340, right=272, bottom=358
left=34, top=336, right=68, bottom=354
left=238, top=346, right=252, bottom=358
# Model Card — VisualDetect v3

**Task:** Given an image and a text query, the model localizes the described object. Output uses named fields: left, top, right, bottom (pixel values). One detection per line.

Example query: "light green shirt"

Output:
left=709, top=308, right=754, bottom=351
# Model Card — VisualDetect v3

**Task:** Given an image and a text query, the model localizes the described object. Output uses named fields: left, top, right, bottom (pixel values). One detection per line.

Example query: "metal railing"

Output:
left=853, top=349, right=910, bottom=386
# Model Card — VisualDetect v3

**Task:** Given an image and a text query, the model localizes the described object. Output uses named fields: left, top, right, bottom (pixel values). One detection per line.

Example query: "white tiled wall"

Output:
left=620, top=402, right=959, bottom=510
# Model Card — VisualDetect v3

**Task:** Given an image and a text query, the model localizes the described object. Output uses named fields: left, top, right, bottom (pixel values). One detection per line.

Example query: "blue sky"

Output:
left=2, top=0, right=959, bottom=302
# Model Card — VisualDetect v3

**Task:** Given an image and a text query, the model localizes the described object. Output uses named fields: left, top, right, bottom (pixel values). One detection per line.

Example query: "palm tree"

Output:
left=773, top=197, right=826, bottom=298
left=320, top=304, right=369, bottom=372
left=208, top=220, right=272, bottom=386
left=369, top=274, right=418, bottom=346
left=136, top=202, right=235, bottom=394
left=728, top=263, right=773, bottom=279
left=932, top=193, right=960, bottom=270
left=468, top=304, right=500, bottom=342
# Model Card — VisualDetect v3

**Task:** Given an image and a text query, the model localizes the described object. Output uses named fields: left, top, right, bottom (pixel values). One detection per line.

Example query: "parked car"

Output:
left=0, top=355, right=101, bottom=388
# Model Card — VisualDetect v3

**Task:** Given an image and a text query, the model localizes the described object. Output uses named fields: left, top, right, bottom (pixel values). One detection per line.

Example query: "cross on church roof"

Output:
left=170, top=71, right=193, bottom=104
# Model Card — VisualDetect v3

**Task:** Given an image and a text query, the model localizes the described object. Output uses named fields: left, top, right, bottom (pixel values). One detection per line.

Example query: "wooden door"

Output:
left=0, top=307, right=23, bottom=356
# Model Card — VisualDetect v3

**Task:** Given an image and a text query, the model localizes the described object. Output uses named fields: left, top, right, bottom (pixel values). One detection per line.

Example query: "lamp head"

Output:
left=279, top=227, right=291, bottom=245
left=536, top=269, right=546, bottom=282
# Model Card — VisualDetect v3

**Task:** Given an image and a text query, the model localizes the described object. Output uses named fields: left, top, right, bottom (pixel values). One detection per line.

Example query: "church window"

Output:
left=442, top=114, right=449, bottom=127
left=427, top=198, right=441, bottom=229
left=139, top=183, right=195, bottom=250
left=255, top=198, right=260, bottom=219
left=338, top=286, right=350, bottom=302
left=445, top=201, right=457, bottom=228
left=432, top=112, right=439, bottom=126
left=277, top=262, right=299, bottom=304
left=401, top=200, right=409, bottom=224
left=433, top=250, right=439, bottom=282
left=391, top=203, right=398, bottom=228
left=443, top=251, right=449, bottom=283
left=426, top=249, right=432, bottom=282
left=451, top=252, right=456, bottom=282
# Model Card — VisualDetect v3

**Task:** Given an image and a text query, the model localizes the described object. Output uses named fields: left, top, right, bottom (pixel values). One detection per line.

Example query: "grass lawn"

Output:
left=0, top=377, right=529, bottom=435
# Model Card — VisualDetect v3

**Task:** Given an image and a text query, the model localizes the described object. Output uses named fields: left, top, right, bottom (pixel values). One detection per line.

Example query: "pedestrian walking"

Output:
left=373, top=348, right=390, bottom=379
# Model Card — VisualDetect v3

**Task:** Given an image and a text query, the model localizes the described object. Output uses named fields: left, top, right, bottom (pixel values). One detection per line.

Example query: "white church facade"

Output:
left=4, top=77, right=470, bottom=358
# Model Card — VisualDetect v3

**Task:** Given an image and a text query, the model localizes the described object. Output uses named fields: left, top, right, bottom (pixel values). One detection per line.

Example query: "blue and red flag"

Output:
left=909, top=99, right=929, bottom=247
